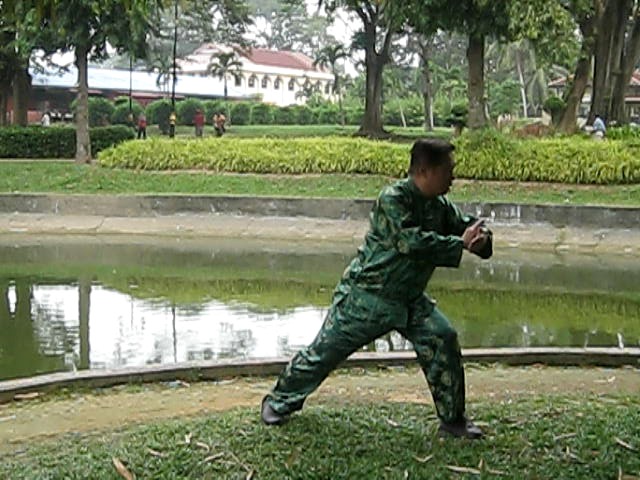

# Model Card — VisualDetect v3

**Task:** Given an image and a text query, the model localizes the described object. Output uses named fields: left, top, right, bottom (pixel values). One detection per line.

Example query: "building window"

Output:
left=314, top=81, right=321, bottom=92
left=288, top=79, right=295, bottom=91
left=274, top=77, right=281, bottom=90
left=261, top=76, right=269, bottom=89
left=248, top=75, right=257, bottom=88
left=235, top=75, right=242, bottom=87
left=324, top=83, right=331, bottom=94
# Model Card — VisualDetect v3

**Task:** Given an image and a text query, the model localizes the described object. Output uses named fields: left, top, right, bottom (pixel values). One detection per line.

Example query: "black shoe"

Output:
left=261, top=396, right=289, bottom=426
left=438, top=417, right=484, bottom=439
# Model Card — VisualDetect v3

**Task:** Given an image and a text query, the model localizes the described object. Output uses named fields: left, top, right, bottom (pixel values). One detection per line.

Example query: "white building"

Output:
left=178, top=44, right=335, bottom=106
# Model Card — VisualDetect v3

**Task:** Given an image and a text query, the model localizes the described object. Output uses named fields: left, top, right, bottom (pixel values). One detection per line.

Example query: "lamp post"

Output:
left=171, top=0, right=178, bottom=109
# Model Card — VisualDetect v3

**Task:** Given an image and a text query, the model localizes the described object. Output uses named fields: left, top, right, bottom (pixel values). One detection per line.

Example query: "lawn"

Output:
left=1, top=161, right=640, bottom=206
left=1, top=395, right=638, bottom=479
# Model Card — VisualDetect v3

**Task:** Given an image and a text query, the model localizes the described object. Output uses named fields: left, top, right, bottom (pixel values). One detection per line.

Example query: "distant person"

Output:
left=40, top=111, right=51, bottom=127
left=169, top=111, right=177, bottom=138
left=213, top=112, right=226, bottom=137
left=137, top=113, right=147, bottom=140
left=592, top=114, right=606, bottom=139
left=194, top=109, right=205, bottom=137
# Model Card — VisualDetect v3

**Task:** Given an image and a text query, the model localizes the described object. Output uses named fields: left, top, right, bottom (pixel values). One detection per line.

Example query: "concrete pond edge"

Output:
left=1, top=348, right=639, bottom=404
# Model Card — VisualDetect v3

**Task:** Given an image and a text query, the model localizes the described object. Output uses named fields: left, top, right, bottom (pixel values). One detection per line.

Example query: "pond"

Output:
left=1, top=235, right=639, bottom=380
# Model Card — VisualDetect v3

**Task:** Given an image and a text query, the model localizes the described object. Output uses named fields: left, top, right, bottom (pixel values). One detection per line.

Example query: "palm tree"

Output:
left=207, top=51, right=243, bottom=100
left=314, top=43, right=350, bottom=125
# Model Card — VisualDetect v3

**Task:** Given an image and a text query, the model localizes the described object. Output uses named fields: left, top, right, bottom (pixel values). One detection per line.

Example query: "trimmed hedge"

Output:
left=0, top=125, right=135, bottom=158
left=98, top=130, right=640, bottom=184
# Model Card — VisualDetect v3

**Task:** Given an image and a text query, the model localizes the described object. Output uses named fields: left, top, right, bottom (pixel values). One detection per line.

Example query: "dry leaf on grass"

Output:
left=195, top=441, right=211, bottom=452
left=446, top=465, right=481, bottom=475
left=14, top=392, right=40, bottom=401
left=615, top=438, right=637, bottom=452
left=246, top=470, right=255, bottom=480
left=413, top=455, right=433, bottom=463
left=146, top=448, right=167, bottom=458
left=200, top=453, right=225, bottom=464
left=112, top=457, right=134, bottom=480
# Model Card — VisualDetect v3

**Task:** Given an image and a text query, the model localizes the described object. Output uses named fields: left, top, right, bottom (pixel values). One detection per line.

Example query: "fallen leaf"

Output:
left=112, top=457, right=134, bottom=480
left=0, top=415, right=16, bottom=423
left=447, top=465, right=481, bottom=475
left=553, top=433, right=577, bottom=441
left=615, top=438, right=637, bottom=452
left=246, top=471, right=255, bottom=480
left=14, top=392, right=40, bottom=401
left=386, top=419, right=400, bottom=428
left=201, top=453, right=225, bottom=464
left=403, top=469, right=409, bottom=479
left=146, top=448, right=167, bottom=458
left=195, top=441, right=210, bottom=452
left=184, top=432, right=193, bottom=445
left=413, top=455, right=433, bottom=464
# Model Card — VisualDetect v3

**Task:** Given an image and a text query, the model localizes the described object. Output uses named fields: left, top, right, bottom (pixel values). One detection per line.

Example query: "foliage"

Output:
left=203, top=100, right=228, bottom=120
left=111, top=102, right=144, bottom=126
left=176, top=98, right=205, bottom=126
left=0, top=126, right=134, bottom=158
left=605, top=126, right=640, bottom=141
left=543, top=95, right=566, bottom=125
left=250, top=103, right=275, bottom=125
left=70, top=97, right=115, bottom=127
left=230, top=102, right=252, bottom=125
left=98, top=132, right=640, bottom=184
left=145, top=99, right=173, bottom=134
left=273, top=106, right=297, bottom=125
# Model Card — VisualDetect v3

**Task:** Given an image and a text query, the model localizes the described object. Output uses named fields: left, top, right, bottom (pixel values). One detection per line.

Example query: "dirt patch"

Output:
left=0, top=365, right=638, bottom=454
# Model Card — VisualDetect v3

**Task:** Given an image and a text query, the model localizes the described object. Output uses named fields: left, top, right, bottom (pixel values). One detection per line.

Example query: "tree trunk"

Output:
left=0, top=90, right=8, bottom=126
left=611, top=15, right=640, bottom=124
left=589, top=1, right=617, bottom=122
left=604, top=0, right=632, bottom=119
left=515, top=53, right=528, bottom=118
left=79, top=277, right=91, bottom=370
left=75, top=45, right=92, bottom=164
left=420, top=42, right=434, bottom=131
left=467, top=34, right=487, bottom=129
left=558, top=17, right=597, bottom=134
left=359, top=48, right=386, bottom=137
left=11, top=66, right=30, bottom=126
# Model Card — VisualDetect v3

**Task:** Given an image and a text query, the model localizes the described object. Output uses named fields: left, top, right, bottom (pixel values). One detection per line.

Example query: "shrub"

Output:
left=0, top=125, right=134, bottom=158
left=314, top=104, right=341, bottom=124
left=111, top=102, right=143, bottom=126
left=606, top=125, right=640, bottom=141
left=543, top=96, right=565, bottom=125
left=203, top=100, right=227, bottom=122
left=292, top=105, right=314, bottom=125
left=145, top=99, right=173, bottom=134
left=70, top=97, right=115, bottom=127
left=273, top=106, right=297, bottom=125
left=176, top=98, right=205, bottom=125
left=98, top=131, right=640, bottom=184
left=345, top=106, right=364, bottom=125
left=230, top=102, right=252, bottom=125
left=251, top=103, right=275, bottom=124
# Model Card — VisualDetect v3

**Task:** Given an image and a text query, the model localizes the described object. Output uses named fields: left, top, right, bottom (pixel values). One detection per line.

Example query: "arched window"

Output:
left=261, top=76, right=270, bottom=88
left=274, top=77, right=282, bottom=90
left=234, top=75, right=243, bottom=87
left=248, top=75, right=257, bottom=88
left=324, top=83, right=331, bottom=94
left=288, top=79, right=295, bottom=91
left=314, top=81, right=321, bottom=92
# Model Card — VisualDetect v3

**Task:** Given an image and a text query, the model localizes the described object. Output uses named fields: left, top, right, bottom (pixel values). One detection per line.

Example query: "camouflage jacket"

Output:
left=340, top=177, right=492, bottom=303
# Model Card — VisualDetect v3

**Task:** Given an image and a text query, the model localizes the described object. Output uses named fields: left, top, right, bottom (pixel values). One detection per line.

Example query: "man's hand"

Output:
left=462, top=220, right=485, bottom=250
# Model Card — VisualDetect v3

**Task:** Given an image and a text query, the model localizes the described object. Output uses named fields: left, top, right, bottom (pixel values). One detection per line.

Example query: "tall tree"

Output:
left=207, top=51, right=243, bottom=99
left=321, top=1, right=410, bottom=137
left=314, top=42, right=350, bottom=125
left=41, top=0, right=160, bottom=163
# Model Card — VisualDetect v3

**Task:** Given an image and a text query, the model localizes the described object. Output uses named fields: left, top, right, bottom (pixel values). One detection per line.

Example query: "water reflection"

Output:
left=0, top=236, right=639, bottom=381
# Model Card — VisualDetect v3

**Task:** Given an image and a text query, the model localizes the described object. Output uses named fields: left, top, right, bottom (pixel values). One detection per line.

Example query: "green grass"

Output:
left=1, top=395, right=638, bottom=479
left=0, top=161, right=639, bottom=206
left=146, top=123, right=452, bottom=140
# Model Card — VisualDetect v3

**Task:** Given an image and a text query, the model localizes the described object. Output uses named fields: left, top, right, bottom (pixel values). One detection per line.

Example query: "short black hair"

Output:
left=409, top=138, right=455, bottom=174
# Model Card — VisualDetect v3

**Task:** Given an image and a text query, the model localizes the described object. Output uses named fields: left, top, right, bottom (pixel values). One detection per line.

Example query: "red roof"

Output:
left=244, top=48, right=320, bottom=72
left=549, top=70, right=640, bottom=87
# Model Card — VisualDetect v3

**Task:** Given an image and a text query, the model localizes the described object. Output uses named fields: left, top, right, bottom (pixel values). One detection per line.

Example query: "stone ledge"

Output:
left=1, top=348, right=638, bottom=404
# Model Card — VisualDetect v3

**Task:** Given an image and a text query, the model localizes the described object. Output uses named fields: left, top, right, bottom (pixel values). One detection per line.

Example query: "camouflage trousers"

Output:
left=265, top=284, right=466, bottom=423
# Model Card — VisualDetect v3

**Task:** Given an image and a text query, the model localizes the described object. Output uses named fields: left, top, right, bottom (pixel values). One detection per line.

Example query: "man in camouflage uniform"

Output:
left=261, top=138, right=492, bottom=439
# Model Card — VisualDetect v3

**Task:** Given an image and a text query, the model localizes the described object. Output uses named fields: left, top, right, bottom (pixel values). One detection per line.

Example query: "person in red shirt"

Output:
left=194, top=109, right=205, bottom=137
left=137, top=113, right=147, bottom=140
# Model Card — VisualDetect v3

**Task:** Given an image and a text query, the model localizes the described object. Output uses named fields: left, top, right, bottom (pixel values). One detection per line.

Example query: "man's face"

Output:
left=427, top=155, right=455, bottom=196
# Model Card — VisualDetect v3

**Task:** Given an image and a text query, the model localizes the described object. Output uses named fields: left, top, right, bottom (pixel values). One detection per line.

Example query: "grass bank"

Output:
left=1, top=394, right=638, bottom=479
left=0, top=162, right=639, bottom=206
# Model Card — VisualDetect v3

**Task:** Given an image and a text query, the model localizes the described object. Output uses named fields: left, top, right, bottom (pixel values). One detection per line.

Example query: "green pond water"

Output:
left=1, top=236, right=639, bottom=381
